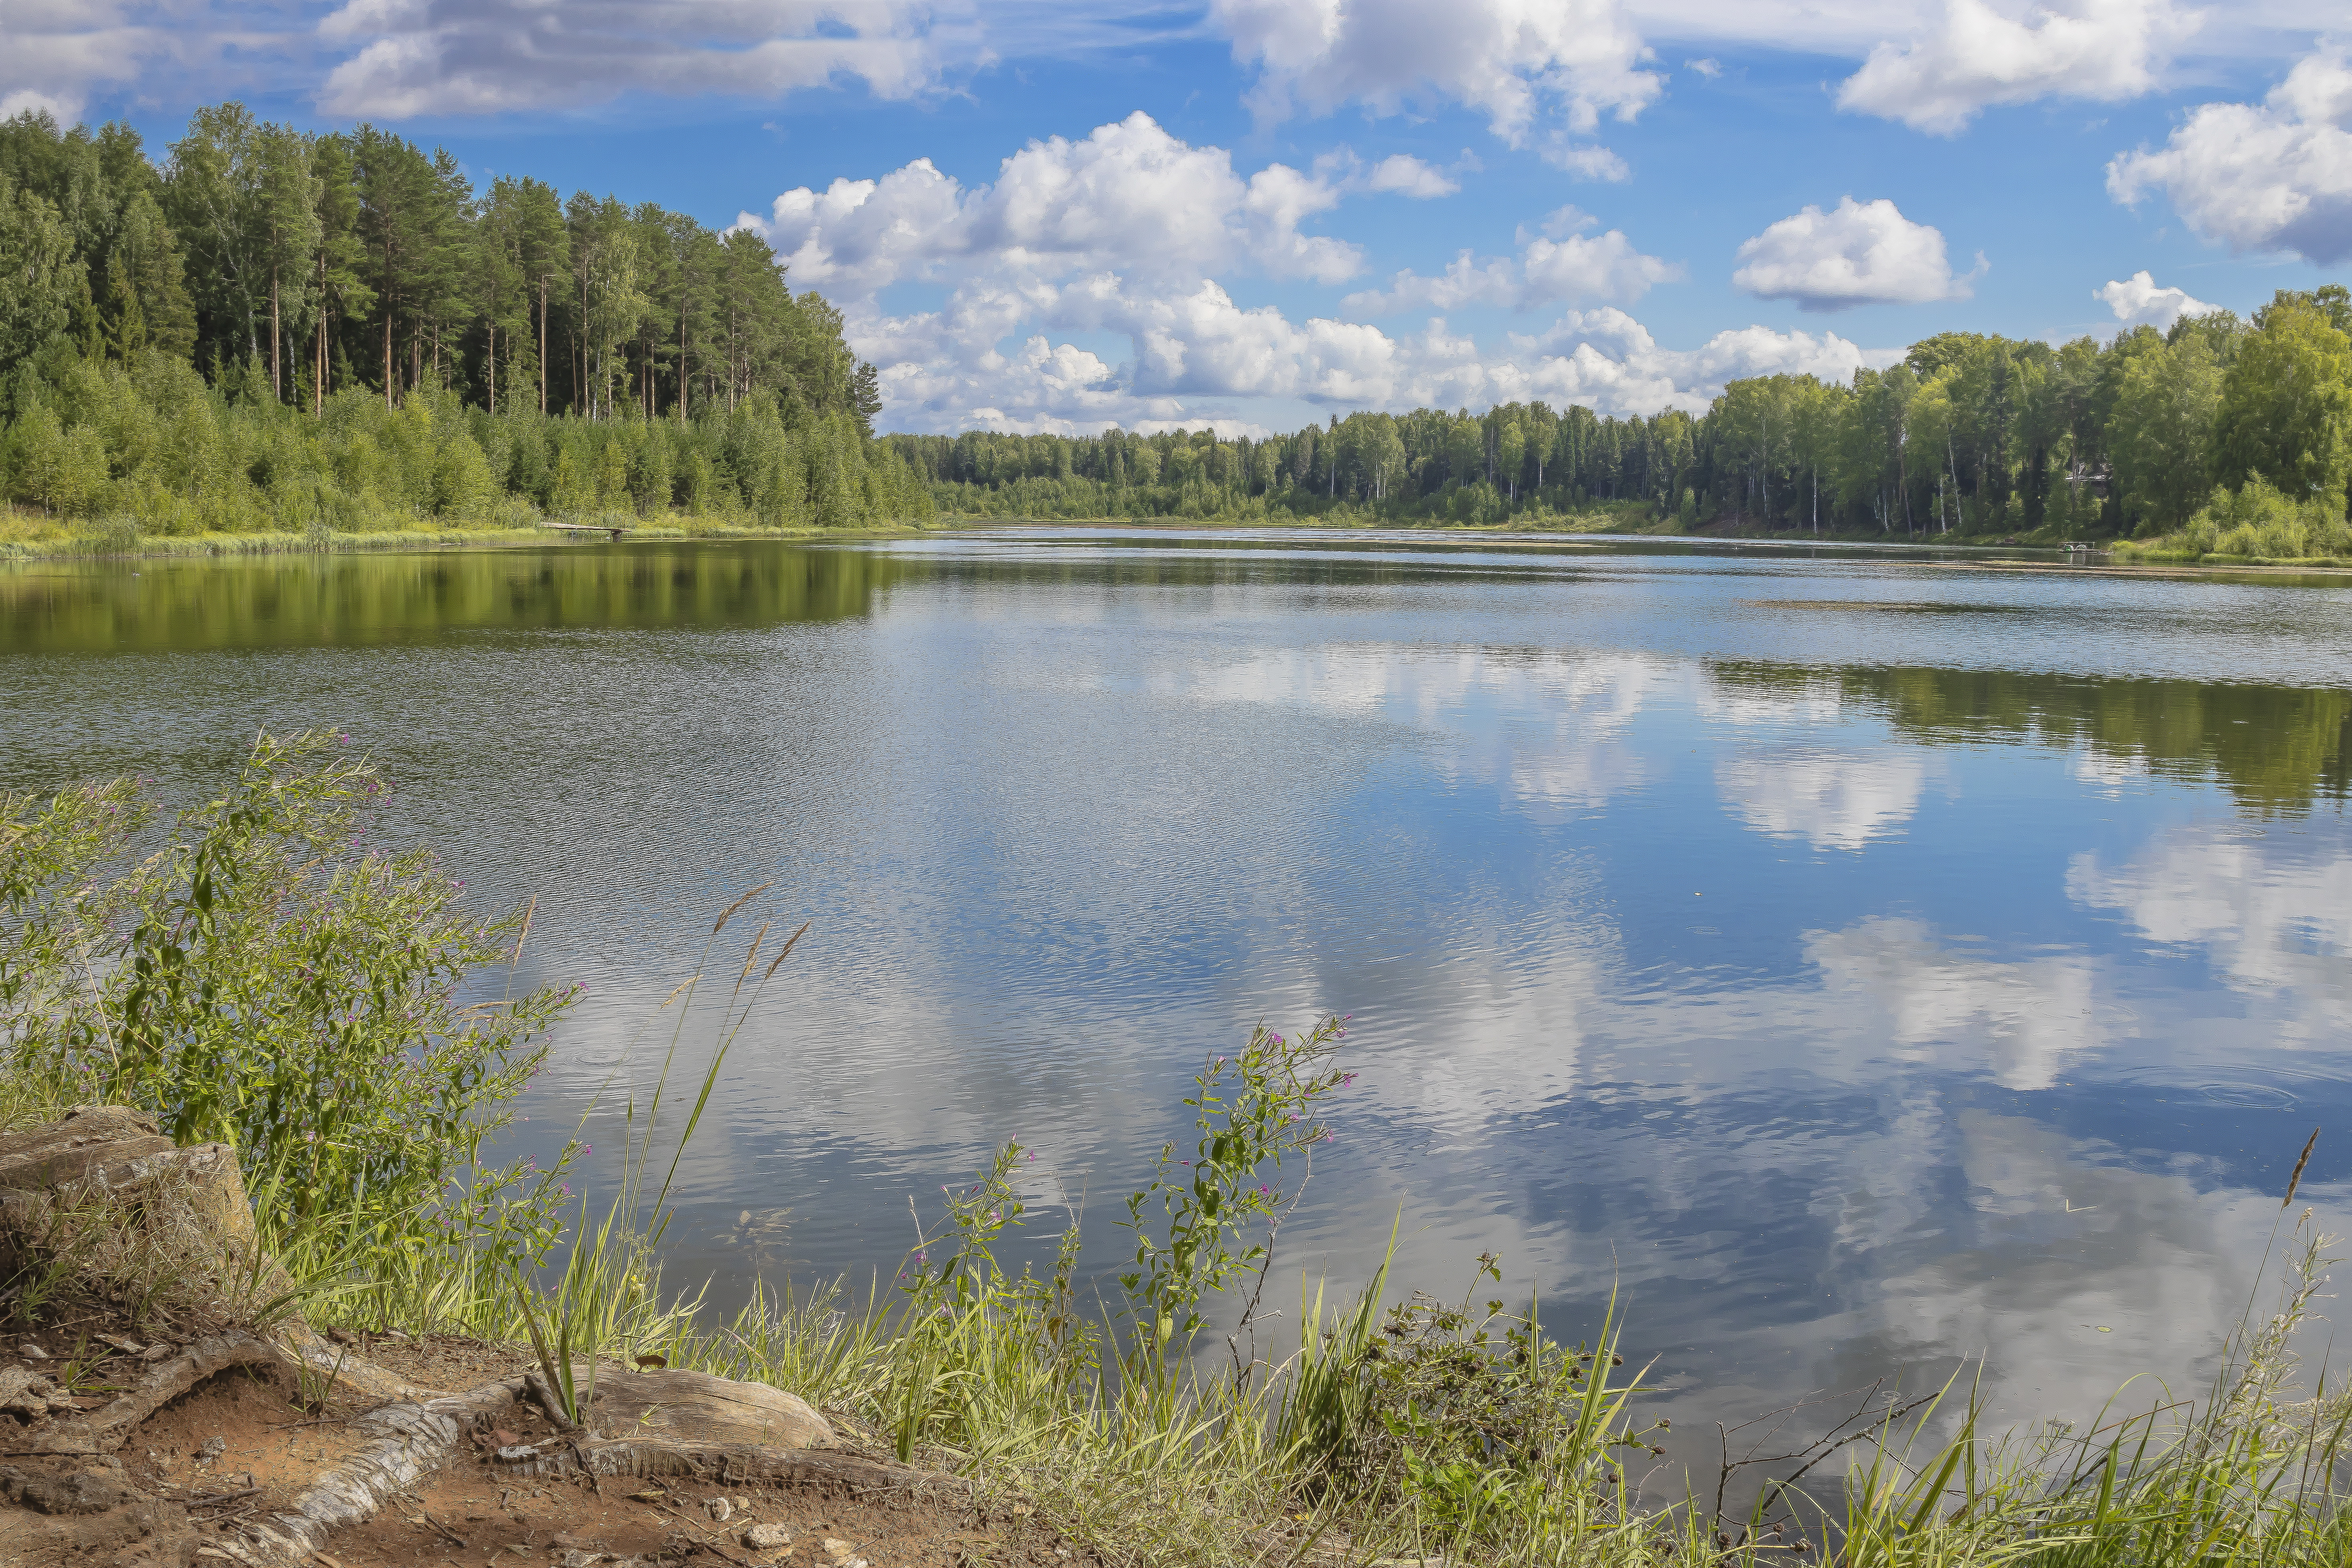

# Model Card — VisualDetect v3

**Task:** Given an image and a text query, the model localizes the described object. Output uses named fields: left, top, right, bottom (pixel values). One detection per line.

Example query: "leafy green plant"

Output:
left=1273, top=1240, right=1392, bottom=1480
left=1331, top=1257, right=1666, bottom=1549
left=1, top=731, right=581, bottom=1318
left=292, top=1341, right=350, bottom=1415
left=881, top=1140, right=1098, bottom=1463
left=1117, top=1016, right=1351, bottom=1365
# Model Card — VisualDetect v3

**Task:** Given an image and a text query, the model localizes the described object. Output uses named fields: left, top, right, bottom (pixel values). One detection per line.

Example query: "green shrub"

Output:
left=1, top=730, right=581, bottom=1307
left=2131, top=474, right=2352, bottom=561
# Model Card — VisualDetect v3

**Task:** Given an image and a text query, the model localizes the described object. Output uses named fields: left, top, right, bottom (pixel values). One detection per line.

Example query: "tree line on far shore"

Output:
left=892, top=286, right=2352, bottom=557
left=0, top=103, right=924, bottom=537
left=4, top=94, right=2343, bottom=556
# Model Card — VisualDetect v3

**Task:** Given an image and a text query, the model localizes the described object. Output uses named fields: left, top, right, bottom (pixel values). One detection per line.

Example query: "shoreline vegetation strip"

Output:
left=10, top=518, right=2352, bottom=577
left=7, top=734, right=2352, bottom=1565
left=3, top=105, right=2350, bottom=569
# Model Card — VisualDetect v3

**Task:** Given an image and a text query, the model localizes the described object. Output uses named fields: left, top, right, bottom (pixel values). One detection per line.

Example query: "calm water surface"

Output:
left=6, top=528, right=2351, bottom=1456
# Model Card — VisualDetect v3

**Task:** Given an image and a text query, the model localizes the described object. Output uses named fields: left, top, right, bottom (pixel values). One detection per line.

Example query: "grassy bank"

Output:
left=8, top=737, right=2352, bottom=1566
left=9, top=506, right=2304, bottom=570
left=0, top=512, right=941, bottom=560
left=930, top=506, right=2124, bottom=551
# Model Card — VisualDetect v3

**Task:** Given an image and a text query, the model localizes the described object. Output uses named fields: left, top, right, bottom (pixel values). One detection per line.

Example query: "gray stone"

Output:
left=0, top=1367, right=58, bottom=1417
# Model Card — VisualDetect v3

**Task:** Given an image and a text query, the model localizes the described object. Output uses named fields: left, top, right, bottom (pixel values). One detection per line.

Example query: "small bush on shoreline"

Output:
left=2117, top=475, right=2352, bottom=564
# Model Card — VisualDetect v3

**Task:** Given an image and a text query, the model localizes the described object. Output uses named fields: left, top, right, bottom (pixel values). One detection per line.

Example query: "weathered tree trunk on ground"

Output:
left=0, top=1110, right=856, bottom=1568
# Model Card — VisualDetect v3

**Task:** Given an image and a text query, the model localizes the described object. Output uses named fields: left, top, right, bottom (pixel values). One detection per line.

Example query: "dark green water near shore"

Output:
left=6, top=527, right=2351, bottom=1445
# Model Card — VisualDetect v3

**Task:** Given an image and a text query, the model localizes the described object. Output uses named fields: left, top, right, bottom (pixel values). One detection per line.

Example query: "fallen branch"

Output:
left=493, top=1435, right=950, bottom=1498
left=210, top=1376, right=531, bottom=1568
left=6, top=1330, right=282, bottom=1455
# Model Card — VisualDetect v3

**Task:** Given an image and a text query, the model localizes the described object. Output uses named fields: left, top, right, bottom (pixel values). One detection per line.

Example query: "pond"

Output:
left=6, top=527, right=2350, bottom=1457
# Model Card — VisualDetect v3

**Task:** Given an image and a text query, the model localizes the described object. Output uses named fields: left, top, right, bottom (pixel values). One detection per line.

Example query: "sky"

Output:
left=7, top=0, right=2350, bottom=436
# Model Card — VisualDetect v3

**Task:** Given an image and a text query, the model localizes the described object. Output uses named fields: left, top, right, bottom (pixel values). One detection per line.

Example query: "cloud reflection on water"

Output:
left=10, top=537, right=2352, bottom=1459
left=1717, top=750, right=1930, bottom=850
left=2071, top=826, right=2352, bottom=1039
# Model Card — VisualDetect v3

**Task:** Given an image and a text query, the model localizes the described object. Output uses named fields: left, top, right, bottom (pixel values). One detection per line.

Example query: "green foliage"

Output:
left=2135, top=473, right=2352, bottom=563
left=2211, top=293, right=2352, bottom=515
left=901, top=295, right=2351, bottom=559
left=0, top=173, right=78, bottom=372
left=1118, top=1017, right=1350, bottom=1357
left=885, top=1140, right=1098, bottom=1462
left=2110, top=328, right=2223, bottom=533
left=1352, top=1273, right=1666, bottom=1548
left=891, top=410, right=1701, bottom=530
left=0, top=101, right=926, bottom=541
left=0, top=347, right=931, bottom=537
left=1, top=730, right=583, bottom=1309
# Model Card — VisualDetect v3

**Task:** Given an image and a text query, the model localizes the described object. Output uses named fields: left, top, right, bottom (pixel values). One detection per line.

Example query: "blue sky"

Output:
left=9, top=1, right=2348, bottom=434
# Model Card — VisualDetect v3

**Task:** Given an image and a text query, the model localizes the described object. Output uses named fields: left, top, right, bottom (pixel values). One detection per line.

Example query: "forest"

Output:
left=893, top=287, right=2352, bottom=561
left=4, top=101, right=2346, bottom=559
left=0, top=103, right=929, bottom=540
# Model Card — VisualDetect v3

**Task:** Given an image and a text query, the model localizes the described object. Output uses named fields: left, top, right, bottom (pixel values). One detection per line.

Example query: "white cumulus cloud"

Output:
left=2106, top=47, right=2352, bottom=265
left=1206, top=0, right=1662, bottom=146
left=1540, top=141, right=1635, bottom=181
left=2094, top=270, right=2220, bottom=331
left=1342, top=229, right=1682, bottom=316
left=314, top=0, right=965, bottom=118
left=1835, top=0, right=2197, bottom=135
left=1360, top=154, right=1461, bottom=198
left=744, top=117, right=1902, bottom=434
left=745, top=112, right=1362, bottom=295
left=1733, top=196, right=1978, bottom=311
left=0, top=0, right=203, bottom=125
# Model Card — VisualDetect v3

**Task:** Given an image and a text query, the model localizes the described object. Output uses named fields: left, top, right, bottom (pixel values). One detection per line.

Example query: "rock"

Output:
left=0, top=1461, right=149, bottom=1514
left=742, top=1523, right=794, bottom=1551
left=0, top=1367, right=60, bottom=1417
left=20, top=1343, right=50, bottom=1360
left=572, top=1367, right=833, bottom=1449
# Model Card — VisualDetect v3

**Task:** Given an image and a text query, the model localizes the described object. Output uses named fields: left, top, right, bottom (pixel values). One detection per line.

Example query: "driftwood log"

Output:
left=497, top=1434, right=934, bottom=1492
left=0, top=1110, right=875, bottom=1568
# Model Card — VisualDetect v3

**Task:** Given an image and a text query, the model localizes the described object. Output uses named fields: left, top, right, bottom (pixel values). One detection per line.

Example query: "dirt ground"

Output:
left=1, top=1327, right=1086, bottom=1568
